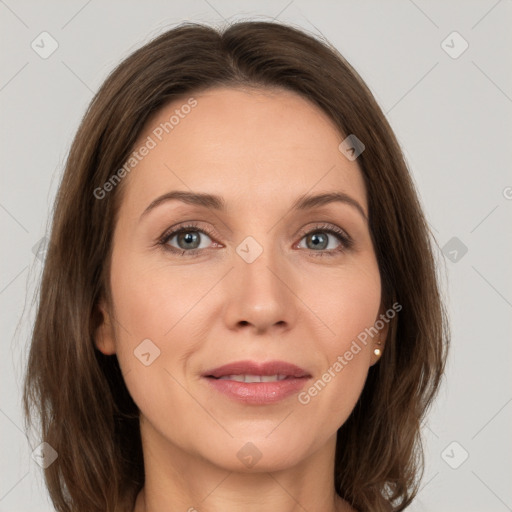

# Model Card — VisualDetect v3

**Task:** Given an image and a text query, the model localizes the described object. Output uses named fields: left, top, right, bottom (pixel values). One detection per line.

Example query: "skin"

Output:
left=95, top=86, right=388, bottom=512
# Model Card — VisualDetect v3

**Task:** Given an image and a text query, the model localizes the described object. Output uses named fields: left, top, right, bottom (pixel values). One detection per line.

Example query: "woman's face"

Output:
left=95, top=86, right=387, bottom=472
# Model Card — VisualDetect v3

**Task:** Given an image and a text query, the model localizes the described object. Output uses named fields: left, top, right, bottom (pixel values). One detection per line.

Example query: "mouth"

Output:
left=202, top=360, right=312, bottom=404
left=211, top=374, right=293, bottom=382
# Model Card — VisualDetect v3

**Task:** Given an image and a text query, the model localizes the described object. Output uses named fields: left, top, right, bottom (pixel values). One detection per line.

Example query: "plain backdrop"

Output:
left=1, top=1, right=511, bottom=511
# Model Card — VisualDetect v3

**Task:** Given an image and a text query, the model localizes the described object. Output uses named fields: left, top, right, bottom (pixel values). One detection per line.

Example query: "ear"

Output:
left=93, top=298, right=117, bottom=355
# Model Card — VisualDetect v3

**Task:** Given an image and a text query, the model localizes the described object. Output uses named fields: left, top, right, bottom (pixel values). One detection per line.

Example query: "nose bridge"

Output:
left=222, top=230, right=297, bottom=333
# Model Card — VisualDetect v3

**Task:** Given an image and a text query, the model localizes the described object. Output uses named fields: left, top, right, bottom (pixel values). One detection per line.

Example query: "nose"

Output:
left=221, top=243, right=298, bottom=335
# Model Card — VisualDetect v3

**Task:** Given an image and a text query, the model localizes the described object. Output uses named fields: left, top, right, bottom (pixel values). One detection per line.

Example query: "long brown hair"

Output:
left=22, top=20, right=450, bottom=512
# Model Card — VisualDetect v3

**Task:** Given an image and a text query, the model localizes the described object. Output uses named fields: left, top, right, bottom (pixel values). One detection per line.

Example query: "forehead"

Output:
left=118, top=86, right=367, bottom=217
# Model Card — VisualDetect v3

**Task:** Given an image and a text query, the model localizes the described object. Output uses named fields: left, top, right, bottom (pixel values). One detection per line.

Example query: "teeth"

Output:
left=217, top=374, right=288, bottom=382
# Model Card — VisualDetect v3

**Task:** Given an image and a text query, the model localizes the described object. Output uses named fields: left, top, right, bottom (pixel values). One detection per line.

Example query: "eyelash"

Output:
left=157, top=222, right=354, bottom=258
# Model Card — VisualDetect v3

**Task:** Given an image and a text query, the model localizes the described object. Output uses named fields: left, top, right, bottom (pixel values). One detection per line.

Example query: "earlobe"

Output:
left=93, top=299, right=117, bottom=355
left=370, top=305, right=389, bottom=365
left=370, top=337, right=384, bottom=367
left=370, top=340, right=382, bottom=366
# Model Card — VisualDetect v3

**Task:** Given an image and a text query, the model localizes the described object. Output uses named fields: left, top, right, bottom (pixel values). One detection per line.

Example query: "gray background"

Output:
left=1, top=1, right=511, bottom=510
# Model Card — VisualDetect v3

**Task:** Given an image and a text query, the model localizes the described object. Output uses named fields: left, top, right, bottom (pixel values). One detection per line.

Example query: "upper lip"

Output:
left=203, top=360, right=311, bottom=379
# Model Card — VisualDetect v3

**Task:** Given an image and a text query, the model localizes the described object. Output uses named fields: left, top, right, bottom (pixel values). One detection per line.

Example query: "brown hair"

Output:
left=22, top=20, right=450, bottom=512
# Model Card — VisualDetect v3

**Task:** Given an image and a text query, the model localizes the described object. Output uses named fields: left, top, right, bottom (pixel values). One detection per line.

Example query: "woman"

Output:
left=23, top=20, right=450, bottom=512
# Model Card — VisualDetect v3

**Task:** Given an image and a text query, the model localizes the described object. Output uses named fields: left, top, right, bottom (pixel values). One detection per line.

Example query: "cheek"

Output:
left=107, top=250, right=220, bottom=417
left=300, top=255, right=382, bottom=351
left=110, top=249, right=209, bottom=343
left=295, top=259, right=381, bottom=425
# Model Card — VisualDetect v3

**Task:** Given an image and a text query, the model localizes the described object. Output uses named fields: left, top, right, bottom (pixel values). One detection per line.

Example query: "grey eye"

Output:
left=167, top=230, right=212, bottom=251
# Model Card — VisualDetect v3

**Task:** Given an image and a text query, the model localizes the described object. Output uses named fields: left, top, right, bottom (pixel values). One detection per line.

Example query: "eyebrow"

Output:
left=140, top=190, right=368, bottom=222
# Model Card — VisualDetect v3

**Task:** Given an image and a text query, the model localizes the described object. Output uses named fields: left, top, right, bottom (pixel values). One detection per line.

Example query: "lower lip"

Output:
left=204, top=377, right=310, bottom=404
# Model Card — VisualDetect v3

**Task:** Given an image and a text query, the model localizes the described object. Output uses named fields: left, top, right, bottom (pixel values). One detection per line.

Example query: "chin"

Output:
left=192, top=430, right=319, bottom=473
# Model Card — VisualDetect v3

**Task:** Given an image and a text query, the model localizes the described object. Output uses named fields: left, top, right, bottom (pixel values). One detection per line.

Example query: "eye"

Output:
left=296, top=223, right=353, bottom=257
left=158, top=223, right=219, bottom=256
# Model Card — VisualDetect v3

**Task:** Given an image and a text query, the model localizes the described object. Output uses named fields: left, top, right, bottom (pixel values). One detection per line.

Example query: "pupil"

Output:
left=309, top=233, right=327, bottom=250
left=179, top=232, right=199, bottom=249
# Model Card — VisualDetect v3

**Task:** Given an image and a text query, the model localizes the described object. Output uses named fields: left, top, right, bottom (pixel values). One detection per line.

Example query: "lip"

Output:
left=203, top=360, right=311, bottom=379
left=202, top=360, right=312, bottom=405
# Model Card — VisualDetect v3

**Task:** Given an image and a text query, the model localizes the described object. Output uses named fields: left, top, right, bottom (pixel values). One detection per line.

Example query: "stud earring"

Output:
left=373, top=341, right=382, bottom=357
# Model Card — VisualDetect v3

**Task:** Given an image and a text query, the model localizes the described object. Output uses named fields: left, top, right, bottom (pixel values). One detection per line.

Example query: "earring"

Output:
left=373, top=342, right=382, bottom=357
